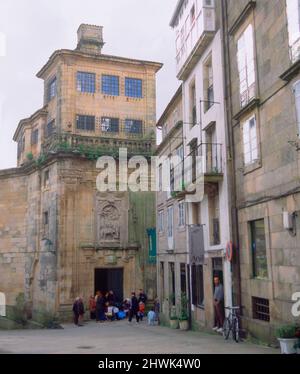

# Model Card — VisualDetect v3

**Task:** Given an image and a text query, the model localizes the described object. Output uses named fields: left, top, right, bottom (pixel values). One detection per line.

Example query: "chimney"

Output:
left=76, top=24, right=104, bottom=55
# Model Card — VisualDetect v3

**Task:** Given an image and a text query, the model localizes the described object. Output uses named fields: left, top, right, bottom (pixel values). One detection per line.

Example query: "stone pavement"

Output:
left=0, top=320, right=278, bottom=354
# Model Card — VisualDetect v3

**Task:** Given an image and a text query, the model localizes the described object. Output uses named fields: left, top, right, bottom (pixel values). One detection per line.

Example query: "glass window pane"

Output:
left=125, top=78, right=142, bottom=98
left=102, top=75, right=119, bottom=96
left=77, top=72, right=95, bottom=93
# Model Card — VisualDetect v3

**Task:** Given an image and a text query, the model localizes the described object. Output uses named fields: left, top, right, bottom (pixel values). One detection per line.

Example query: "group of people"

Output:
left=72, top=289, right=160, bottom=327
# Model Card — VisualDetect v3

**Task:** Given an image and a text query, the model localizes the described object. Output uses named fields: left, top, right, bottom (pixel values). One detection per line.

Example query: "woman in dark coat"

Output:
left=128, top=292, right=139, bottom=323
left=96, top=292, right=106, bottom=322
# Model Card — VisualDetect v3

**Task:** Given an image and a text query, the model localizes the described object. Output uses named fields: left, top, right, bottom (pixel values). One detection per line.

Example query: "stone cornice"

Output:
left=13, top=106, right=48, bottom=141
left=36, top=49, right=163, bottom=79
left=280, top=59, right=300, bottom=82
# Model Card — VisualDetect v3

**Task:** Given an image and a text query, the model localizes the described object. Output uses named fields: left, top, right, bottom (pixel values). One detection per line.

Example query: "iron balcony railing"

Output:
left=172, top=143, right=223, bottom=190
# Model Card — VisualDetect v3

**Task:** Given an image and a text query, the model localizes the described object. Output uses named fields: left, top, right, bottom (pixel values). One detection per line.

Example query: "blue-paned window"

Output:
left=76, top=115, right=95, bottom=131
left=48, top=77, right=57, bottom=101
left=125, top=119, right=143, bottom=134
left=125, top=78, right=142, bottom=98
left=77, top=72, right=96, bottom=93
left=102, top=75, right=119, bottom=96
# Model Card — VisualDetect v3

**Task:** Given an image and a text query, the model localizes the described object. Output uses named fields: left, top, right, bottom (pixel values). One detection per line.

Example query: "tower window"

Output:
left=77, top=72, right=96, bottom=93
left=76, top=115, right=95, bottom=131
left=102, top=75, right=119, bottom=96
left=125, top=78, right=142, bottom=98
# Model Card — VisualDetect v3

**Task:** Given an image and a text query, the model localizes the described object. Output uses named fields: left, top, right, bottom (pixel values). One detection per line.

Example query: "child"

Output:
left=147, top=308, right=156, bottom=326
left=138, top=301, right=145, bottom=321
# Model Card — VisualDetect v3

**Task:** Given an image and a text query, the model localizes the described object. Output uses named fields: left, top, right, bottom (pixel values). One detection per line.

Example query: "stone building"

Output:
left=223, top=0, right=300, bottom=343
left=0, top=24, right=162, bottom=322
left=158, top=0, right=233, bottom=331
left=155, top=86, right=187, bottom=323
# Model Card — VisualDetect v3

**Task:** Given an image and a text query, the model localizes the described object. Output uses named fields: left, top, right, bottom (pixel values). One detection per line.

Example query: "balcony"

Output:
left=172, top=143, right=223, bottom=198
left=42, top=132, right=154, bottom=159
left=176, top=6, right=215, bottom=80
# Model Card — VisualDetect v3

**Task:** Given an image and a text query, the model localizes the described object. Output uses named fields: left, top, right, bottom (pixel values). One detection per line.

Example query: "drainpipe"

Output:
left=220, top=0, right=242, bottom=309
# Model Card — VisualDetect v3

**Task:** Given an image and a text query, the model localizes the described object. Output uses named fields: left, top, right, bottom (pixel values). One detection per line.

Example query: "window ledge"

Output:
left=243, top=159, right=262, bottom=175
left=280, top=59, right=300, bottom=82
left=233, top=98, right=260, bottom=121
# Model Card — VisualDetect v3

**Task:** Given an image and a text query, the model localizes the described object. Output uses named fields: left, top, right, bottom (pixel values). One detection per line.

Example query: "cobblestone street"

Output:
left=0, top=321, right=278, bottom=354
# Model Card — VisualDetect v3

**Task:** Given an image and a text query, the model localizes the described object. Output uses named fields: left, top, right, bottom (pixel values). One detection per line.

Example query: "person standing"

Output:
left=96, top=292, right=106, bottom=323
left=154, top=297, right=160, bottom=325
left=107, top=290, right=115, bottom=306
left=213, top=276, right=224, bottom=333
left=77, top=297, right=85, bottom=326
left=89, top=295, right=96, bottom=320
left=138, top=289, right=147, bottom=304
left=128, top=292, right=139, bottom=323
left=72, top=297, right=80, bottom=326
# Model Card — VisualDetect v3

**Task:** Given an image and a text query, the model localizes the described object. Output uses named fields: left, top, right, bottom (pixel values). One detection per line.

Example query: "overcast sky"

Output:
left=0, top=0, right=179, bottom=169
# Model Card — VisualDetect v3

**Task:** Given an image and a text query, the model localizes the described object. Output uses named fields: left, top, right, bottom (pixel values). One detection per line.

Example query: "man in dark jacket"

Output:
left=72, top=297, right=80, bottom=326
left=128, top=292, right=139, bottom=323
left=138, top=289, right=147, bottom=304
left=96, top=292, right=106, bottom=322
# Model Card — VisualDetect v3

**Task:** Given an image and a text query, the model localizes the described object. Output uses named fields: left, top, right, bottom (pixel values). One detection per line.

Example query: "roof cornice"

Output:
left=13, top=106, right=48, bottom=141
left=37, top=49, right=163, bottom=79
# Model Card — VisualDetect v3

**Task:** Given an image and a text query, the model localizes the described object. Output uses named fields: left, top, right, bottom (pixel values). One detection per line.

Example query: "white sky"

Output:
left=0, top=0, right=179, bottom=169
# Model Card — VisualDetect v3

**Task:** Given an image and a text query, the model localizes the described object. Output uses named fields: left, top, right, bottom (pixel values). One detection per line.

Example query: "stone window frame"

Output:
left=232, top=9, right=259, bottom=110
left=178, top=201, right=186, bottom=228
left=158, top=209, right=164, bottom=234
left=239, top=107, right=262, bottom=175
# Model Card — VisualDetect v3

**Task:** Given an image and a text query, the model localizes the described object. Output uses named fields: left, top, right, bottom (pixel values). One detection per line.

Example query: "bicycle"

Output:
left=223, top=306, right=241, bottom=343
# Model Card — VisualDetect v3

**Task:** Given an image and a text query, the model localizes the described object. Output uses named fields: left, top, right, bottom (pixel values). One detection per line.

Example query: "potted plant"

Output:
left=168, top=302, right=178, bottom=329
left=169, top=314, right=179, bottom=329
left=276, top=324, right=300, bottom=354
left=179, top=293, right=189, bottom=331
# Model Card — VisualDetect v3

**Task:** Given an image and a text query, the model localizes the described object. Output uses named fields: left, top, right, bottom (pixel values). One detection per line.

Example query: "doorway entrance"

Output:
left=94, top=268, right=124, bottom=303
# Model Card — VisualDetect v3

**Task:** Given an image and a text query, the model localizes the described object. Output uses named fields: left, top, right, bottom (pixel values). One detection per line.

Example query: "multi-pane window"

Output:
left=31, top=129, right=39, bottom=145
left=125, top=78, right=142, bottom=98
left=293, top=80, right=300, bottom=135
left=77, top=72, right=96, bottom=93
left=242, top=115, right=258, bottom=165
left=167, top=206, right=174, bottom=239
left=191, top=264, right=204, bottom=307
left=76, top=115, right=95, bottom=131
left=237, top=24, right=255, bottom=107
left=252, top=297, right=270, bottom=322
left=101, top=117, right=119, bottom=133
left=125, top=119, right=143, bottom=134
left=102, top=75, right=119, bottom=96
left=45, top=120, right=55, bottom=138
left=250, top=219, right=268, bottom=279
left=178, top=202, right=185, bottom=227
left=48, top=77, right=57, bottom=102
left=286, top=0, right=300, bottom=62
left=158, top=211, right=164, bottom=233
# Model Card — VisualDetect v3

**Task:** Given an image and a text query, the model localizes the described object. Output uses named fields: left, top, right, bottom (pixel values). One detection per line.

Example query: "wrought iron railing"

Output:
left=172, top=143, right=223, bottom=190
